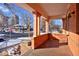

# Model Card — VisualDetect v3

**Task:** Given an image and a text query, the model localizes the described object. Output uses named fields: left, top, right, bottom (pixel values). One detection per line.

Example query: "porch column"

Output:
left=32, top=12, right=36, bottom=49
left=37, top=15, right=40, bottom=36
left=33, top=12, right=40, bottom=37
left=32, top=11, right=40, bottom=49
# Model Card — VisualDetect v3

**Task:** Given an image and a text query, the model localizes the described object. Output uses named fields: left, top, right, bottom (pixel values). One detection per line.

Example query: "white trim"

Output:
left=40, top=33, right=47, bottom=35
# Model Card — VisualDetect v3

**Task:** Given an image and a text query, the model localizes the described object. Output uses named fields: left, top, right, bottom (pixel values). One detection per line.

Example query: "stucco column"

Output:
left=31, top=11, right=36, bottom=49
left=33, top=11, right=40, bottom=37
left=32, top=11, right=40, bottom=49
left=37, top=16, right=40, bottom=36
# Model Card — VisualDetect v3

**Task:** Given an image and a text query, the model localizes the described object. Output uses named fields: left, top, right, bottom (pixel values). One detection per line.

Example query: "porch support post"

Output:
left=32, top=11, right=40, bottom=49
left=31, top=11, right=36, bottom=49
left=37, top=15, right=40, bottom=36
left=33, top=11, right=41, bottom=37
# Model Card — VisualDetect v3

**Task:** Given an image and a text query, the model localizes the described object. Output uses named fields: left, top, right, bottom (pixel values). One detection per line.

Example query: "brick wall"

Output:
left=63, top=3, right=79, bottom=56
left=76, top=4, right=79, bottom=34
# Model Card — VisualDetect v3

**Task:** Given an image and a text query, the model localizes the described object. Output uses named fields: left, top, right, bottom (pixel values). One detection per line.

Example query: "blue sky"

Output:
left=0, top=3, right=33, bottom=28
left=53, top=19, right=63, bottom=26
left=0, top=3, right=13, bottom=17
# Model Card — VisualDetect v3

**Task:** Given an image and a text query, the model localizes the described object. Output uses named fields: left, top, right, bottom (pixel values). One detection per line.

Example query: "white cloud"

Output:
left=0, top=6, right=3, bottom=9
left=0, top=5, right=9, bottom=12
left=2, top=8, right=9, bottom=12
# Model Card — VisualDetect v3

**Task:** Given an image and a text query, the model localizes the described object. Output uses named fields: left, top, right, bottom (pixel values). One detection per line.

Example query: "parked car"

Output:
left=0, top=38, right=5, bottom=42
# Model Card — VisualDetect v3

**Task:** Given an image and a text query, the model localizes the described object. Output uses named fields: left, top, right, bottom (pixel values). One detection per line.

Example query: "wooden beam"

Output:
left=48, top=14, right=65, bottom=20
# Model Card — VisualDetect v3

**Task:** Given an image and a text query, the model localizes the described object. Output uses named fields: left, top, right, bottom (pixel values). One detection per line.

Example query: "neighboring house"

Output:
left=0, top=14, right=9, bottom=31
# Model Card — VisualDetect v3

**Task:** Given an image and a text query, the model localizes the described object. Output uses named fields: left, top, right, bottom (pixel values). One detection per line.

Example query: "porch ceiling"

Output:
left=16, top=3, right=70, bottom=19
left=27, top=3, right=70, bottom=19
left=39, top=3, right=69, bottom=16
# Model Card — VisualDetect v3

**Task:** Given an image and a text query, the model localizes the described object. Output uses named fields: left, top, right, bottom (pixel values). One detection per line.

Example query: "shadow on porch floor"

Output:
left=24, top=38, right=73, bottom=56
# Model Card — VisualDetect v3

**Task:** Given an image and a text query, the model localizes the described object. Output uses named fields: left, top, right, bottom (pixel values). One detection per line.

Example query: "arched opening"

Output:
left=0, top=3, right=34, bottom=55
left=0, top=3, right=34, bottom=38
left=49, top=19, right=63, bottom=34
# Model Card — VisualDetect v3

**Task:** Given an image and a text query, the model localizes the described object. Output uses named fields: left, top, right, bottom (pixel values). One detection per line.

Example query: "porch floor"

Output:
left=24, top=35, right=73, bottom=56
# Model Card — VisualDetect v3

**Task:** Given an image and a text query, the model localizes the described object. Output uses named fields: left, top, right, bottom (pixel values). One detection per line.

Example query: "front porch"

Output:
left=23, top=34, right=72, bottom=56
left=0, top=3, right=79, bottom=56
